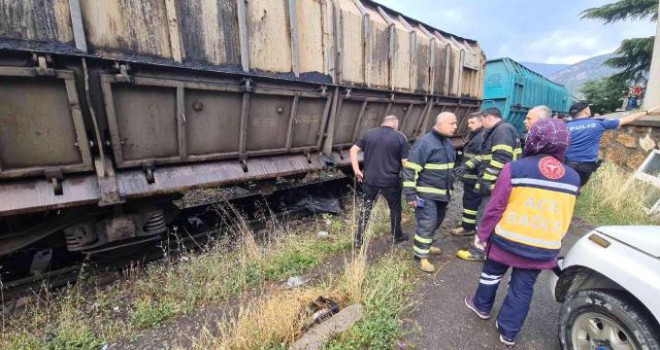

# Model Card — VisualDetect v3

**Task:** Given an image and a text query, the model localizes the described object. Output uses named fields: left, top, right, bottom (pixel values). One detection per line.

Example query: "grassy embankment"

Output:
left=575, top=162, right=660, bottom=226
left=1, top=194, right=417, bottom=350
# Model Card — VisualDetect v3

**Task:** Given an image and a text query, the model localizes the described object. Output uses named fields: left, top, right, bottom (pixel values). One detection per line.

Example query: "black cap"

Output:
left=569, top=101, right=591, bottom=116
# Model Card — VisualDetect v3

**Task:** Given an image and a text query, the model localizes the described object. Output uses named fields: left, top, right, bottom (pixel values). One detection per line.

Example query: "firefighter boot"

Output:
left=450, top=227, right=476, bottom=236
left=456, top=246, right=486, bottom=261
left=429, top=246, right=442, bottom=255
left=415, top=258, right=436, bottom=273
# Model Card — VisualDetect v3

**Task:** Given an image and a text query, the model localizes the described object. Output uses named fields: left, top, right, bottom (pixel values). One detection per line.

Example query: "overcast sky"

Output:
left=378, top=0, right=657, bottom=65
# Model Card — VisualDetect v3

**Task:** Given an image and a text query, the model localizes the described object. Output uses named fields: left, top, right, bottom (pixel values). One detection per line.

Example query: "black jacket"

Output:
left=402, top=130, right=456, bottom=202
left=460, top=127, right=485, bottom=183
left=465, top=121, right=521, bottom=192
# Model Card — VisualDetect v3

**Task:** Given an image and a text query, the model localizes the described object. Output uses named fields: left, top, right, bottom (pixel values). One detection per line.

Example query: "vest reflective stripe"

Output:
left=481, top=154, right=492, bottom=160
left=416, top=186, right=447, bottom=195
left=490, top=160, right=505, bottom=169
left=403, top=181, right=416, bottom=188
left=464, top=152, right=477, bottom=158
left=404, top=161, right=423, bottom=171
left=463, top=174, right=478, bottom=179
left=495, top=224, right=561, bottom=249
left=424, top=163, right=454, bottom=170
left=510, top=178, right=579, bottom=194
left=414, top=235, right=432, bottom=244
left=495, top=185, right=576, bottom=252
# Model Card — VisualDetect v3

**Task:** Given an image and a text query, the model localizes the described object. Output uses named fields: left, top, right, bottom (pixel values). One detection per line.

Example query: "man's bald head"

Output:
left=524, top=105, right=552, bottom=131
left=434, top=112, right=457, bottom=137
left=381, top=115, right=399, bottom=129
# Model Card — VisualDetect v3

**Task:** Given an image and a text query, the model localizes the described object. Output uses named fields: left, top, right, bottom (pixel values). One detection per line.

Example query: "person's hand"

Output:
left=478, top=178, right=492, bottom=195
left=453, top=165, right=469, bottom=178
left=408, top=200, right=417, bottom=208
left=354, top=169, right=364, bottom=182
left=473, top=236, right=487, bottom=252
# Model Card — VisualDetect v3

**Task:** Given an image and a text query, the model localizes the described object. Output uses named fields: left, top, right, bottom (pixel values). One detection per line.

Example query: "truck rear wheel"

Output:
left=559, top=290, right=660, bottom=350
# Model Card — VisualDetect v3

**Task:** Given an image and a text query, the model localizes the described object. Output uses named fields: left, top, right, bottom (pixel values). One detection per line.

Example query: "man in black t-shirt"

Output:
left=350, top=115, right=409, bottom=248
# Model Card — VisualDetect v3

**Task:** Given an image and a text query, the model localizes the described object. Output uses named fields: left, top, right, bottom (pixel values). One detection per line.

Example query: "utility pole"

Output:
left=644, top=0, right=660, bottom=109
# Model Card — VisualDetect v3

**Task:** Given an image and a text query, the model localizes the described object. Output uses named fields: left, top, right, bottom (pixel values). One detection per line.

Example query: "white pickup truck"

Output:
left=552, top=226, right=660, bottom=350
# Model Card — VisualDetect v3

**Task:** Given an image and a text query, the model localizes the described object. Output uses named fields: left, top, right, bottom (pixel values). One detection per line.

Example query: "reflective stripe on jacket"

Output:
left=460, top=127, right=485, bottom=183
left=474, top=121, right=522, bottom=192
left=402, top=130, right=456, bottom=202
left=492, top=155, right=580, bottom=261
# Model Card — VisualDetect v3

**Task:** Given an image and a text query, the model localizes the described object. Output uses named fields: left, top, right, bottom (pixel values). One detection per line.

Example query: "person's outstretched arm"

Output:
left=619, top=105, right=660, bottom=127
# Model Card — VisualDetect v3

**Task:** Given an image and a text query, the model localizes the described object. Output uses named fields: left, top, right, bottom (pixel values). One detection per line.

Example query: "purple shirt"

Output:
left=477, top=163, right=559, bottom=270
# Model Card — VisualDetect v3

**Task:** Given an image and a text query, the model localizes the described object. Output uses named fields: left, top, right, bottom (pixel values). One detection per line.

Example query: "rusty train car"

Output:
left=0, top=0, right=485, bottom=263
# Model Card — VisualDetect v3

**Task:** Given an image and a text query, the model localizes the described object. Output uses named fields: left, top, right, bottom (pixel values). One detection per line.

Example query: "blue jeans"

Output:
left=412, top=198, right=448, bottom=258
left=473, top=259, right=541, bottom=340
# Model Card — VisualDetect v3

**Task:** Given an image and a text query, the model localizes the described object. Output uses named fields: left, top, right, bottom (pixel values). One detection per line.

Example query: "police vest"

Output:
left=492, top=155, right=580, bottom=261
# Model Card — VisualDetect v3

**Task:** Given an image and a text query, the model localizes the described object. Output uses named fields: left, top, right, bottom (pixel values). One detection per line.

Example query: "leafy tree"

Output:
left=580, top=77, right=628, bottom=114
left=581, top=0, right=657, bottom=81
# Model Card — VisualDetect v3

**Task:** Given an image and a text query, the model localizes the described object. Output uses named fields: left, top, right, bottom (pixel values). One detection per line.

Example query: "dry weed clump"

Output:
left=576, top=162, right=660, bottom=226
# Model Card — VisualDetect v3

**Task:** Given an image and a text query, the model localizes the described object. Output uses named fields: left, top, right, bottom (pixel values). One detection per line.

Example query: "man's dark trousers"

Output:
left=473, top=259, right=541, bottom=340
left=566, top=160, right=599, bottom=187
left=413, top=199, right=448, bottom=258
left=356, top=182, right=404, bottom=244
left=461, top=181, right=482, bottom=231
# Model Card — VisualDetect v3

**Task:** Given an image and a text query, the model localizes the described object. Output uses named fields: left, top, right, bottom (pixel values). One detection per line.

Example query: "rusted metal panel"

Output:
left=0, top=175, right=100, bottom=216
left=335, top=0, right=364, bottom=86
left=107, top=83, right=179, bottom=164
left=291, top=96, right=330, bottom=149
left=0, top=68, right=92, bottom=179
left=0, top=0, right=73, bottom=44
left=332, top=99, right=362, bottom=146
left=400, top=103, right=425, bottom=138
left=388, top=16, right=412, bottom=92
left=352, top=101, right=387, bottom=141
left=364, top=6, right=390, bottom=89
left=80, top=0, right=173, bottom=58
left=247, top=0, right=292, bottom=73
left=184, top=89, right=242, bottom=156
left=246, top=94, right=293, bottom=151
left=0, top=153, right=326, bottom=215
left=116, top=154, right=325, bottom=198
left=295, top=0, right=328, bottom=75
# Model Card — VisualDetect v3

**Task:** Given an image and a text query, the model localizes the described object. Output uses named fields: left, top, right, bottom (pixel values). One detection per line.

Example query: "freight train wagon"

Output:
left=483, top=58, right=571, bottom=134
left=0, top=0, right=485, bottom=265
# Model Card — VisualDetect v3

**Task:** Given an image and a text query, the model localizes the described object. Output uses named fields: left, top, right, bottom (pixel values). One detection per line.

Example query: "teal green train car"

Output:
left=483, top=58, right=572, bottom=134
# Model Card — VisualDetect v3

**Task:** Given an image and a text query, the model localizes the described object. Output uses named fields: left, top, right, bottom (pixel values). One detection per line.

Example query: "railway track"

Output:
left=1, top=176, right=354, bottom=300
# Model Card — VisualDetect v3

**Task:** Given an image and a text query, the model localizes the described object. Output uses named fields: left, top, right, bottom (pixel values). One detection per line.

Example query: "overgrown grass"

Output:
left=0, top=198, right=373, bottom=350
left=187, top=199, right=415, bottom=350
left=188, top=247, right=415, bottom=350
left=575, top=163, right=660, bottom=226
left=325, top=252, right=415, bottom=350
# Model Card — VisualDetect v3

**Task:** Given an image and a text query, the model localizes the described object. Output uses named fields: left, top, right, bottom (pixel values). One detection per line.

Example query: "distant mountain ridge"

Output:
left=548, top=53, right=621, bottom=98
left=520, top=62, right=569, bottom=77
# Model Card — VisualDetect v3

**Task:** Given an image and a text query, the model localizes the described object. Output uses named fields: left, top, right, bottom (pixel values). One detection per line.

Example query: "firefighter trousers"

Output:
left=461, top=181, right=482, bottom=231
left=413, top=198, right=448, bottom=259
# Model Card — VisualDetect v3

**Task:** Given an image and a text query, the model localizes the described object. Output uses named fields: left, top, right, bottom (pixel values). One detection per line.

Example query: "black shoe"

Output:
left=393, top=233, right=409, bottom=244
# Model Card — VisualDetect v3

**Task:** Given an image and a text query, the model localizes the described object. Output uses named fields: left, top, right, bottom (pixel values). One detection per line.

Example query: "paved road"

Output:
left=403, top=188, right=590, bottom=350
